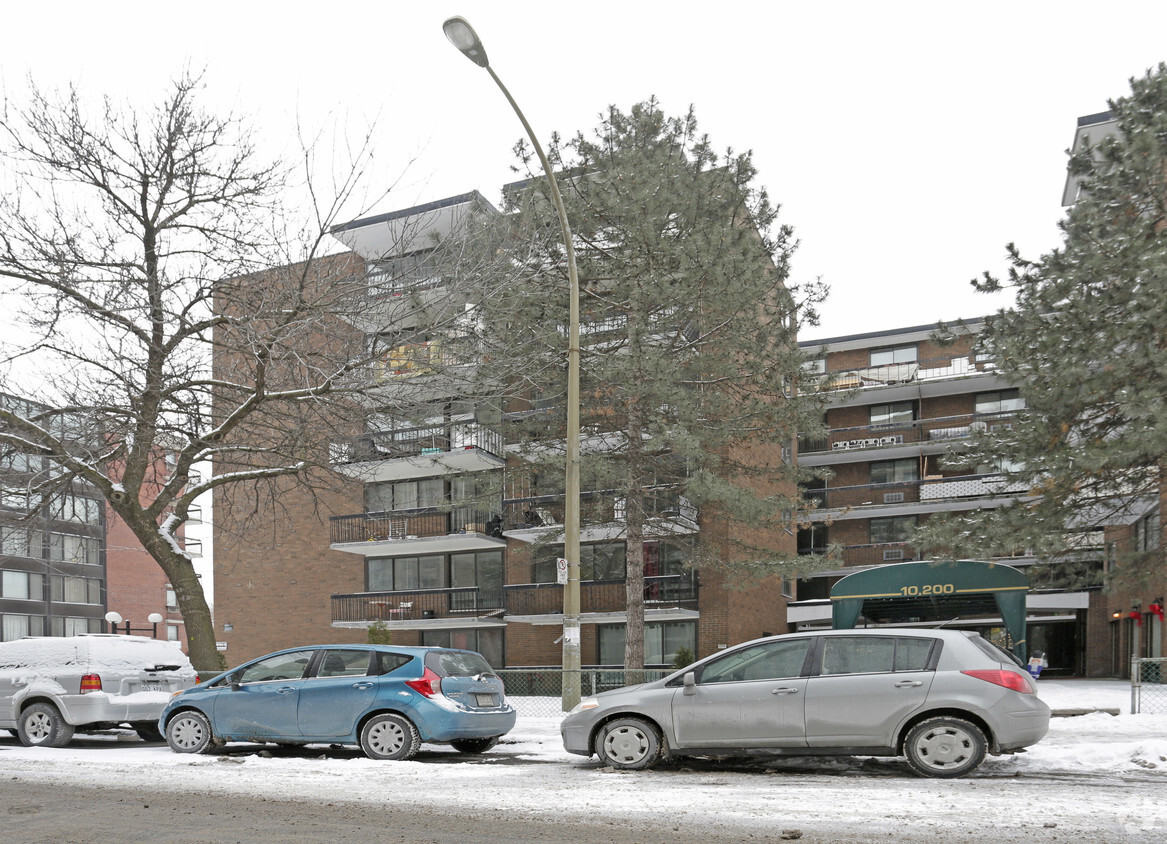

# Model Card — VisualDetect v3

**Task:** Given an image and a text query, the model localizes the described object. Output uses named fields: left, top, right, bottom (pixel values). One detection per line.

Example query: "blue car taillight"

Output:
left=405, top=667, right=443, bottom=698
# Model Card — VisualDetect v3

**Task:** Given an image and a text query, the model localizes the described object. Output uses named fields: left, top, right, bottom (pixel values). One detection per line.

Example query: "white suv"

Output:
left=0, top=634, right=198, bottom=746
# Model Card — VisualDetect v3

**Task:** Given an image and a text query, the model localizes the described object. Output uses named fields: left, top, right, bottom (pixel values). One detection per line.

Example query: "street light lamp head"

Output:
left=443, top=16, right=490, bottom=68
left=105, top=611, right=123, bottom=625
left=147, top=613, right=164, bottom=624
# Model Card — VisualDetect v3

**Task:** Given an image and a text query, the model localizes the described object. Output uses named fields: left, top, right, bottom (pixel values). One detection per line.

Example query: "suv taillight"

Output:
left=961, top=669, right=1034, bottom=694
left=80, top=673, right=103, bottom=694
left=405, top=667, right=442, bottom=698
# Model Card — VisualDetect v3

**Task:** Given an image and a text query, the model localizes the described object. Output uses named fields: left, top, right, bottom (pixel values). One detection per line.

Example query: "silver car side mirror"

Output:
left=683, top=671, right=696, bottom=696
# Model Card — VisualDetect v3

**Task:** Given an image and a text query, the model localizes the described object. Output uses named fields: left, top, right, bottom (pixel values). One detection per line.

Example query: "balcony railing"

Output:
left=330, top=508, right=501, bottom=544
left=500, top=493, right=697, bottom=530
left=799, top=410, right=1019, bottom=455
left=505, top=575, right=699, bottom=616
left=332, top=586, right=503, bottom=623
left=806, top=473, right=1028, bottom=512
left=809, top=353, right=996, bottom=393
left=332, top=422, right=504, bottom=464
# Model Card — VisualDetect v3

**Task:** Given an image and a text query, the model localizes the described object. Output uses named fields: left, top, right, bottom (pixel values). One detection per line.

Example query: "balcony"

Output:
left=799, top=410, right=1019, bottom=463
left=806, top=473, right=1030, bottom=520
left=331, top=422, right=505, bottom=483
left=500, top=494, right=699, bottom=543
left=504, top=575, right=699, bottom=618
left=329, top=508, right=505, bottom=556
left=808, top=354, right=1008, bottom=407
left=331, top=586, right=504, bottom=625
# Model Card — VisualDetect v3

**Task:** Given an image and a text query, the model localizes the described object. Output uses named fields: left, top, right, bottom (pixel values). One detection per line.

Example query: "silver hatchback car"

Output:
left=561, top=628, right=1050, bottom=778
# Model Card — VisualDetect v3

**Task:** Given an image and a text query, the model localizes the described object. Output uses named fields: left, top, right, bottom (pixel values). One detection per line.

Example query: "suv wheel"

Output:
left=18, top=702, right=75, bottom=748
left=166, top=710, right=215, bottom=754
left=904, top=716, right=987, bottom=778
left=360, top=713, right=420, bottom=760
left=134, top=723, right=165, bottom=743
left=596, top=717, right=662, bottom=770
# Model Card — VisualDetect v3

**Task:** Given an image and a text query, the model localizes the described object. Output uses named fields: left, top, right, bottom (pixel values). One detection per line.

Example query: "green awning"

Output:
left=830, top=560, right=1029, bottom=661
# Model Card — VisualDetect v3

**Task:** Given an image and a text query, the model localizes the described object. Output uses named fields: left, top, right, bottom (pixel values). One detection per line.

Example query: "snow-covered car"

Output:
left=561, top=628, right=1051, bottom=778
left=0, top=634, right=198, bottom=746
left=159, top=644, right=516, bottom=760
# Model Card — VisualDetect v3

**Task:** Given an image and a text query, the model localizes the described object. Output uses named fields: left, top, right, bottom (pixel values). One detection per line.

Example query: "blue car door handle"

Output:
left=771, top=687, right=800, bottom=695
left=352, top=682, right=374, bottom=690
left=276, top=686, right=297, bottom=695
left=895, top=680, right=924, bottom=688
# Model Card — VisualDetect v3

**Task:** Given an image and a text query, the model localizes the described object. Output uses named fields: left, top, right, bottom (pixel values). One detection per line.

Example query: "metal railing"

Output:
left=330, top=508, right=501, bottom=544
left=807, top=353, right=997, bottom=393
left=331, top=586, right=503, bottom=622
left=497, top=668, right=672, bottom=716
left=332, top=422, right=504, bottom=464
left=504, top=575, right=699, bottom=615
left=807, top=473, right=1028, bottom=512
left=1132, top=657, right=1167, bottom=714
left=799, top=410, right=1019, bottom=455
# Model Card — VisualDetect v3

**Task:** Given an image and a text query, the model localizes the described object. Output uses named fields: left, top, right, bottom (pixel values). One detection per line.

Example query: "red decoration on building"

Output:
left=1128, top=611, right=1143, bottom=627
left=1149, top=603, right=1164, bottom=623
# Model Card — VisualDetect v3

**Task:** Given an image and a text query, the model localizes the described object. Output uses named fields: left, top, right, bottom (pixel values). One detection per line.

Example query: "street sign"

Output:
left=556, top=557, right=569, bottom=585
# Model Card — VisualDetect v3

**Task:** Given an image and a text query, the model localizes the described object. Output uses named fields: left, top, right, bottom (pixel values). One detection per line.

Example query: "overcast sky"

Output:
left=3, top=1, right=1166, bottom=341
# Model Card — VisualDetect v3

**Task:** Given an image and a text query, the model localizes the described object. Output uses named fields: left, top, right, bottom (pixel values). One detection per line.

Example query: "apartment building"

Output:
left=1, top=391, right=193, bottom=648
left=789, top=322, right=1104, bottom=674
left=1, top=393, right=107, bottom=641
left=212, top=190, right=797, bottom=668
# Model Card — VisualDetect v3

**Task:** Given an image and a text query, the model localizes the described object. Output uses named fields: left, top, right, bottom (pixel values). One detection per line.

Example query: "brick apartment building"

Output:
left=211, top=191, right=798, bottom=668
left=786, top=105, right=1165, bottom=676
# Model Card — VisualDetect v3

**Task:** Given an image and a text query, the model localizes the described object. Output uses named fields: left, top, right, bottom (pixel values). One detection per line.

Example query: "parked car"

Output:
left=561, top=628, right=1050, bottom=778
left=0, top=634, right=198, bottom=747
left=159, top=644, right=515, bottom=760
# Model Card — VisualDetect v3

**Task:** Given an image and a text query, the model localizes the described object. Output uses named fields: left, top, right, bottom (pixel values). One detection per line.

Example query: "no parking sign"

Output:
left=556, top=557, right=568, bottom=584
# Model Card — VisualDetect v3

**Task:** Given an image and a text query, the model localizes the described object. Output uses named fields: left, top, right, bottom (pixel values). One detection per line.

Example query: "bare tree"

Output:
left=0, top=72, right=399, bottom=674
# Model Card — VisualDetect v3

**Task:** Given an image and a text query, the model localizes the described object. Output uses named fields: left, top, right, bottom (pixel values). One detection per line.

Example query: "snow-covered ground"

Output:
left=2, top=679, right=1165, bottom=841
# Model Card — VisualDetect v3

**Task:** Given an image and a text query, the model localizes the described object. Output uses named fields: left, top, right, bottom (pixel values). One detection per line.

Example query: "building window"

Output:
left=532, top=539, right=692, bottom=584
left=167, top=624, right=180, bottom=642
left=366, top=478, right=445, bottom=513
left=367, top=551, right=502, bottom=610
left=166, top=588, right=178, bottom=610
left=975, top=390, right=1026, bottom=415
left=1, top=570, right=43, bottom=601
left=0, top=526, right=33, bottom=558
left=51, top=616, right=101, bottom=636
left=1135, top=509, right=1160, bottom=553
left=50, top=575, right=102, bottom=605
left=869, top=401, right=915, bottom=428
left=870, top=459, right=918, bottom=485
left=421, top=628, right=503, bottom=668
left=870, top=345, right=917, bottom=367
left=597, top=621, right=696, bottom=667
left=801, top=357, right=826, bottom=375
left=37, top=532, right=101, bottom=565
left=870, top=515, right=917, bottom=544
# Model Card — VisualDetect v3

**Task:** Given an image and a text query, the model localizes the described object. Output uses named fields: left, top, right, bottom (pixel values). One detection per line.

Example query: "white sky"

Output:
left=3, top=1, right=1167, bottom=340
left=1, top=680, right=1164, bottom=839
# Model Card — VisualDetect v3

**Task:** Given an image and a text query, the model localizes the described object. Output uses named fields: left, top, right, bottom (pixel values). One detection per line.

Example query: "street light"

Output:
left=105, top=610, right=166, bottom=638
left=443, top=16, right=583, bottom=711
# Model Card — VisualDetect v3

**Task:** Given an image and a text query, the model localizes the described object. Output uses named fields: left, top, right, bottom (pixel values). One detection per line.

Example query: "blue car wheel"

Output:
left=360, top=713, right=420, bottom=761
left=166, top=711, right=213, bottom=754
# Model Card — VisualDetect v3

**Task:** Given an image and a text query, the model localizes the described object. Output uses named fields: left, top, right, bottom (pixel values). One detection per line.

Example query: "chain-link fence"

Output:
left=497, top=668, right=671, bottom=717
left=1133, top=658, right=1167, bottom=714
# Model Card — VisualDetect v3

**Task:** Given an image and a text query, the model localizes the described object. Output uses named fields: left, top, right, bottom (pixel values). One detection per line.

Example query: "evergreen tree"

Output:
left=916, top=65, right=1167, bottom=586
left=480, top=101, right=827, bottom=670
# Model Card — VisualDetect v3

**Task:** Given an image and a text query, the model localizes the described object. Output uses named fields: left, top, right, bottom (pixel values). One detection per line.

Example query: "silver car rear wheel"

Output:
left=360, top=713, right=420, bottom=761
left=18, top=702, right=75, bottom=748
left=596, top=717, right=661, bottom=770
left=904, top=716, right=986, bottom=778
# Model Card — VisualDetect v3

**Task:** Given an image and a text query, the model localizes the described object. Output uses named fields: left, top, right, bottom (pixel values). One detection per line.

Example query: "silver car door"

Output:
left=671, top=638, right=811, bottom=749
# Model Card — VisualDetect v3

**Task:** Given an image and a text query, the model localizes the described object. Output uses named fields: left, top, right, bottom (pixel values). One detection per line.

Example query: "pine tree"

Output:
left=916, top=65, right=1167, bottom=587
left=480, top=101, right=827, bottom=670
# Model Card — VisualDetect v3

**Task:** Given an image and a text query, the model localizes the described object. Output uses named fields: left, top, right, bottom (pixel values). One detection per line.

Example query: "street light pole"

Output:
left=442, top=17, right=583, bottom=711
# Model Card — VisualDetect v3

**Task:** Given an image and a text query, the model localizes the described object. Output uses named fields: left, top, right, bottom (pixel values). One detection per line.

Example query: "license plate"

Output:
left=474, top=693, right=497, bottom=707
left=141, top=683, right=165, bottom=692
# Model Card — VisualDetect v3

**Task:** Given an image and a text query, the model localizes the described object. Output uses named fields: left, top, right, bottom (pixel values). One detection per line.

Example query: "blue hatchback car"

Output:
left=158, top=644, right=515, bottom=760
